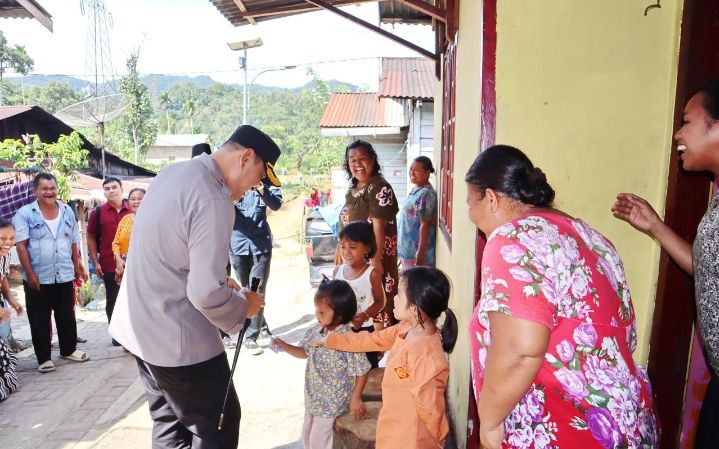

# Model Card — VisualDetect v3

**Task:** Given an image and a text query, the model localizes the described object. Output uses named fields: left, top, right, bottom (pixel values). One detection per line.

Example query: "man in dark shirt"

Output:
left=228, top=178, right=282, bottom=354
left=87, top=177, right=131, bottom=346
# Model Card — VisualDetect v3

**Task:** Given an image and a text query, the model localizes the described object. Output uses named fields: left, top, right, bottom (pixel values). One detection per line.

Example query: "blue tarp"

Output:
left=314, top=203, right=344, bottom=236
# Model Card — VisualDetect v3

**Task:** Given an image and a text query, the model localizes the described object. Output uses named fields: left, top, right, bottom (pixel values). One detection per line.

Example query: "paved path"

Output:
left=1, top=313, right=144, bottom=449
left=0, top=244, right=313, bottom=449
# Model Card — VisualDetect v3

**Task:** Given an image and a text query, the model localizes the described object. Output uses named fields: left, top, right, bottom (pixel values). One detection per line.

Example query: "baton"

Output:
left=218, top=276, right=260, bottom=430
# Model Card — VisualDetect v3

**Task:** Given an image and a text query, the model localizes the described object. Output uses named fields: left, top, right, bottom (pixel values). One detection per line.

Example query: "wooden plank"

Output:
left=469, top=1, right=496, bottom=447
left=304, top=0, right=438, bottom=61
left=231, top=0, right=256, bottom=25
left=236, top=0, right=375, bottom=19
left=396, top=0, right=447, bottom=23
left=15, top=0, right=53, bottom=32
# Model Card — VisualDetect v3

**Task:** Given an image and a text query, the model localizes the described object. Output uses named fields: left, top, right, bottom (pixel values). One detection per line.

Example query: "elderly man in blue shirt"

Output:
left=13, top=172, right=89, bottom=373
left=226, top=178, right=282, bottom=354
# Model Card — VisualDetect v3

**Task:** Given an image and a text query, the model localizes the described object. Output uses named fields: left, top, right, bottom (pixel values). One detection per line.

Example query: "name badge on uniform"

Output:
left=394, top=366, right=410, bottom=380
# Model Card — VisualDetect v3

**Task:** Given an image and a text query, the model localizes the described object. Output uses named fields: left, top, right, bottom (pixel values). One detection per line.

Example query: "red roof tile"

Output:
left=0, top=105, right=33, bottom=121
left=319, top=93, right=407, bottom=128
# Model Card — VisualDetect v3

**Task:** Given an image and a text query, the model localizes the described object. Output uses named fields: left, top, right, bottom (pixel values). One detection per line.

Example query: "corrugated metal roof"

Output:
left=209, top=0, right=374, bottom=27
left=0, top=0, right=52, bottom=31
left=319, top=93, right=407, bottom=128
left=379, top=1, right=432, bottom=24
left=378, top=57, right=434, bottom=100
left=153, top=134, right=209, bottom=147
left=0, top=105, right=33, bottom=121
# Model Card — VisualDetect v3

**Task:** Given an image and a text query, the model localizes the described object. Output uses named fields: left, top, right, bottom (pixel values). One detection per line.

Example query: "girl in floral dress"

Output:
left=338, top=140, right=399, bottom=327
left=312, top=267, right=458, bottom=449
left=273, top=280, right=370, bottom=449
left=465, top=145, right=657, bottom=449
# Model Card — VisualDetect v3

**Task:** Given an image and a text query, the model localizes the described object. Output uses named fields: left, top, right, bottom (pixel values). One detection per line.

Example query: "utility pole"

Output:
left=227, top=38, right=263, bottom=125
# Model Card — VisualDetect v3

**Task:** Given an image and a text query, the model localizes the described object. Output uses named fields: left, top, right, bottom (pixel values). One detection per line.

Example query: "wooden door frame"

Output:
left=467, top=0, right=497, bottom=447
left=647, top=0, right=718, bottom=447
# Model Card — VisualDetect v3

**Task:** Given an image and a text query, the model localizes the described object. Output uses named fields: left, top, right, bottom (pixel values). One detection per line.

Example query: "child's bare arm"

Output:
left=272, top=338, right=308, bottom=359
left=351, top=269, right=385, bottom=328
left=366, top=268, right=385, bottom=318
left=349, top=372, right=369, bottom=419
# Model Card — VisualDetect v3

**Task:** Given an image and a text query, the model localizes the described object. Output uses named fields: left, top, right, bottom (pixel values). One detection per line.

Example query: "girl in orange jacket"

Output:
left=312, top=267, right=458, bottom=449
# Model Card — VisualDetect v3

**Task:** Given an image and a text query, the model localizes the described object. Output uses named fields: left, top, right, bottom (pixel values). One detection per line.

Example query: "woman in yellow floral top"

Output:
left=112, top=188, right=145, bottom=284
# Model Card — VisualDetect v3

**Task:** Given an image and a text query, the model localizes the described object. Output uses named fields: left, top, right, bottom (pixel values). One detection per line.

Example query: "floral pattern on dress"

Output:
left=471, top=214, right=657, bottom=449
left=375, top=186, right=394, bottom=207
left=397, top=185, right=437, bottom=264
left=504, top=385, right=559, bottom=449
left=341, top=175, right=399, bottom=325
left=299, top=323, right=371, bottom=418
left=385, top=235, right=397, bottom=257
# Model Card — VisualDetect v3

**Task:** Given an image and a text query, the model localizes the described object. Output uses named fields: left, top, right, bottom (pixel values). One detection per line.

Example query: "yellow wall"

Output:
left=435, top=1, right=684, bottom=447
left=433, top=0, right=486, bottom=445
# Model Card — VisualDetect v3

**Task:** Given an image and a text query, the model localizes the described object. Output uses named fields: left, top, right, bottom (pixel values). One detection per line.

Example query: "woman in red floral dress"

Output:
left=466, top=145, right=658, bottom=449
left=338, top=140, right=398, bottom=326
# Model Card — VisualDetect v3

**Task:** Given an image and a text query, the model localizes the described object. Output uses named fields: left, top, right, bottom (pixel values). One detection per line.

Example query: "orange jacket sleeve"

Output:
left=327, top=323, right=406, bottom=352
left=409, top=351, right=449, bottom=445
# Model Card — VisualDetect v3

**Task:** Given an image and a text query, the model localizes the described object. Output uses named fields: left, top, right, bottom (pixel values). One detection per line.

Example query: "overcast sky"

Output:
left=2, top=0, right=434, bottom=90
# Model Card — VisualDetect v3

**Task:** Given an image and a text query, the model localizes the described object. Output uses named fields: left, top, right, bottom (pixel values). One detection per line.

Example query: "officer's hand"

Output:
left=243, top=290, right=265, bottom=318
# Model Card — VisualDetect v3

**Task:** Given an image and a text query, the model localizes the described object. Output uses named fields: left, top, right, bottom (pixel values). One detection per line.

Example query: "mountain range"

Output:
left=9, top=74, right=359, bottom=94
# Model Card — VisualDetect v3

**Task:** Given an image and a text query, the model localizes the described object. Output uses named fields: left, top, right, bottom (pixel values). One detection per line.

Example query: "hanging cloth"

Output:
left=0, top=181, right=36, bottom=220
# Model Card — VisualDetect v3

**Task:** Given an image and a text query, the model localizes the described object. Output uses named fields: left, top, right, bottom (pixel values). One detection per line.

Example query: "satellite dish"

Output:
left=55, top=93, right=134, bottom=178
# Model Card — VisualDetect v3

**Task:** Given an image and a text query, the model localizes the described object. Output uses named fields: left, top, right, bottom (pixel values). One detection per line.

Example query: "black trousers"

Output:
left=695, top=373, right=719, bottom=448
left=230, top=252, right=271, bottom=342
left=136, top=353, right=240, bottom=449
left=24, top=281, right=77, bottom=365
left=355, top=325, right=380, bottom=369
left=102, top=271, right=120, bottom=322
left=103, top=272, right=120, bottom=345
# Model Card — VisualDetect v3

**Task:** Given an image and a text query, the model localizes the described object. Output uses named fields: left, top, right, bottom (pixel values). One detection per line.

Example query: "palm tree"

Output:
left=159, top=91, right=172, bottom=133
left=10, top=45, right=34, bottom=104
left=183, top=99, right=196, bottom=133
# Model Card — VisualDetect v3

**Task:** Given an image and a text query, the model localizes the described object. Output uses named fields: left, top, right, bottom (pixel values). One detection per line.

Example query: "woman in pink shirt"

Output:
left=466, top=145, right=657, bottom=449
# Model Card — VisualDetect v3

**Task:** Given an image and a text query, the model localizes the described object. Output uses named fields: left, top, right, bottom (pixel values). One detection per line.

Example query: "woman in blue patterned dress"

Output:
left=398, top=156, right=437, bottom=269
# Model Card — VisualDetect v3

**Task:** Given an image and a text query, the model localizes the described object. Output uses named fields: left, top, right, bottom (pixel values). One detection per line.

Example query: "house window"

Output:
left=439, top=42, right=457, bottom=245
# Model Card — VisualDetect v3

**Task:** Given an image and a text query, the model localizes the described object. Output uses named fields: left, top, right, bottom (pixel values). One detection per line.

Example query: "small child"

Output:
left=333, top=220, right=385, bottom=367
left=311, top=267, right=457, bottom=449
left=273, top=279, right=371, bottom=449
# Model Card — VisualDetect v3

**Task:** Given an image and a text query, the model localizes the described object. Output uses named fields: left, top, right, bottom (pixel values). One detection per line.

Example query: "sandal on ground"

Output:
left=76, top=337, right=87, bottom=343
left=38, top=360, right=56, bottom=373
left=60, top=350, right=90, bottom=362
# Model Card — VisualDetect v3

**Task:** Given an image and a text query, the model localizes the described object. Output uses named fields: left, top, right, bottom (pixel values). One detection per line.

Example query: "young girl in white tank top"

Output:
left=334, top=221, right=385, bottom=367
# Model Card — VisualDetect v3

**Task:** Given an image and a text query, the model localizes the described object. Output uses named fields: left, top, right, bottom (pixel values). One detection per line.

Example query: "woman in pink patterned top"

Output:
left=465, top=145, right=657, bottom=449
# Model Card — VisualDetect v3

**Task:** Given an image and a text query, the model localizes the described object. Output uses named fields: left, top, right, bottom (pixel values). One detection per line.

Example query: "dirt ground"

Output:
left=4, top=198, right=322, bottom=449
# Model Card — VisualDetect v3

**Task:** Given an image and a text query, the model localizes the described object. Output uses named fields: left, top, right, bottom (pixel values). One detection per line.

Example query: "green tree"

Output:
left=0, top=132, right=88, bottom=201
left=10, top=45, right=34, bottom=103
left=158, top=91, right=173, bottom=133
left=0, top=31, right=34, bottom=105
left=118, top=52, right=157, bottom=163
left=27, top=82, right=82, bottom=113
left=183, top=98, right=196, bottom=133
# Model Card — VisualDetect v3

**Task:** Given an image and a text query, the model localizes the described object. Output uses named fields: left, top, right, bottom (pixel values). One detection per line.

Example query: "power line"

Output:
left=24, top=56, right=383, bottom=79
